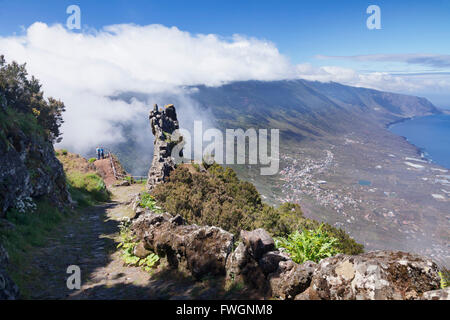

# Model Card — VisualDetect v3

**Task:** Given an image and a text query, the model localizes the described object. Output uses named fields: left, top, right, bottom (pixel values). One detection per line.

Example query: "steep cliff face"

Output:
left=146, top=104, right=182, bottom=192
left=0, top=56, right=71, bottom=216
left=0, top=126, right=71, bottom=217
left=0, top=244, right=19, bottom=299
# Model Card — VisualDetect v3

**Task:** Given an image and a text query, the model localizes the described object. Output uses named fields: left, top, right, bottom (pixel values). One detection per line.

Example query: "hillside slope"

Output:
left=190, top=80, right=440, bottom=139
left=110, top=79, right=440, bottom=175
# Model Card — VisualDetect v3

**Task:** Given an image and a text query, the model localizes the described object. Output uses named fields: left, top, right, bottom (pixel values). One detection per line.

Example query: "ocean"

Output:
left=389, top=114, right=450, bottom=169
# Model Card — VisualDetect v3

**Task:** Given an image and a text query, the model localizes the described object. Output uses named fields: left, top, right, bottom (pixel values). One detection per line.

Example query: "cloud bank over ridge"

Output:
left=0, top=22, right=449, bottom=154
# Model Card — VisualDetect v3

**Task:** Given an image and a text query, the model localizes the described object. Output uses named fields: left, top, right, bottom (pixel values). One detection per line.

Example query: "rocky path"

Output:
left=21, top=184, right=240, bottom=300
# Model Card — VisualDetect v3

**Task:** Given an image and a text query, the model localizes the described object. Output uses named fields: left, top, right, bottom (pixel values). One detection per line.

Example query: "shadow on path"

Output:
left=22, top=187, right=255, bottom=300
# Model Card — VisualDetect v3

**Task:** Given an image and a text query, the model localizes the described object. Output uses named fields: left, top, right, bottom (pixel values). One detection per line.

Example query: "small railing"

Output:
left=106, top=150, right=147, bottom=184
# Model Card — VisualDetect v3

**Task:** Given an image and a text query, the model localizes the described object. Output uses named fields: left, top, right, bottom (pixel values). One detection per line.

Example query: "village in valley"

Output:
left=272, top=132, right=449, bottom=267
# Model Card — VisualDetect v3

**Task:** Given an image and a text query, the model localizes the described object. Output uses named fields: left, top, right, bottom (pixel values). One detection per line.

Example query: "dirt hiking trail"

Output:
left=19, top=184, right=250, bottom=300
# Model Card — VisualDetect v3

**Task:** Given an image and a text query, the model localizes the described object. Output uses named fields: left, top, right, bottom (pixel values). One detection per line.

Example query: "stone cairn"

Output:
left=146, top=104, right=181, bottom=192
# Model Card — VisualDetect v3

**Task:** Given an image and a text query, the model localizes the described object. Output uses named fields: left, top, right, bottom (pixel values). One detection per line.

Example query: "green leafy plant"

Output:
left=117, top=219, right=159, bottom=272
left=275, top=224, right=340, bottom=264
left=439, top=269, right=449, bottom=289
left=139, top=193, right=163, bottom=212
left=88, top=157, right=96, bottom=163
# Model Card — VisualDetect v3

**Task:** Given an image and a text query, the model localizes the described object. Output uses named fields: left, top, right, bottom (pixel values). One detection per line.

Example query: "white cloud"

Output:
left=316, top=54, right=450, bottom=69
left=0, top=22, right=298, bottom=156
left=295, top=62, right=450, bottom=95
left=0, top=22, right=449, bottom=157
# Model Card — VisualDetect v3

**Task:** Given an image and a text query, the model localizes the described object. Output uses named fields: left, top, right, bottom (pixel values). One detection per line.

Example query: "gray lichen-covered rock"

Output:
left=258, top=250, right=289, bottom=275
left=0, top=129, right=71, bottom=216
left=226, top=242, right=268, bottom=292
left=146, top=104, right=182, bottom=192
left=421, top=288, right=450, bottom=300
left=0, top=245, right=20, bottom=300
left=133, top=241, right=152, bottom=258
left=309, top=251, right=440, bottom=300
left=268, top=260, right=317, bottom=299
left=225, top=230, right=283, bottom=294
left=130, top=210, right=234, bottom=279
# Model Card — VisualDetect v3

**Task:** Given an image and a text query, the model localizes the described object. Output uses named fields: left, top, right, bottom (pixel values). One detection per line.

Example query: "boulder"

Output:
left=184, top=226, right=234, bottom=278
left=240, top=229, right=275, bottom=260
left=133, top=241, right=151, bottom=258
left=258, top=251, right=289, bottom=275
left=268, top=260, right=317, bottom=299
left=129, top=194, right=147, bottom=219
left=421, top=288, right=449, bottom=300
left=309, top=251, right=440, bottom=300
left=226, top=242, right=268, bottom=292
left=130, top=211, right=234, bottom=279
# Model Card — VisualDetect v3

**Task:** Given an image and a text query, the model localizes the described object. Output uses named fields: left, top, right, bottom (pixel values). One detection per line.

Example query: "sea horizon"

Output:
left=389, top=114, right=450, bottom=170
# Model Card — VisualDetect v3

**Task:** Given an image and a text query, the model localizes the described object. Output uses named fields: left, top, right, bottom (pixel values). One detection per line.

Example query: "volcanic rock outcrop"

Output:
left=0, top=114, right=71, bottom=217
left=129, top=207, right=443, bottom=300
left=299, top=251, right=441, bottom=300
left=130, top=210, right=234, bottom=279
left=420, top=288, right=450, bottom=300
left=146, top=104, right=182, bottom=192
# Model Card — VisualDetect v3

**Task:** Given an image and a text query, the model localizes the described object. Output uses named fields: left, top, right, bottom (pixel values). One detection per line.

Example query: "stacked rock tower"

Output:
left=146, top=104, right=181, bottom=192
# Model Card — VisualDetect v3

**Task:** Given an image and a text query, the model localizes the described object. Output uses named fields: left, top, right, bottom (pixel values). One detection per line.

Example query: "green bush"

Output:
left=0, top=56, right=65, bottom=143
left=275, top=224, right=340, bottom=263
left=61, top=149, right=68, bottom=155
left=152, top=164, right=364, bottom=255
left=88, top=157, right=96, bottom=163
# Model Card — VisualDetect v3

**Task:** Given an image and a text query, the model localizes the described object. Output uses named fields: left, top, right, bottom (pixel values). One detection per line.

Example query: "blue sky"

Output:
left=0, top=0, right=449, bottom=106
left=1, top=0, right=449, bottom=63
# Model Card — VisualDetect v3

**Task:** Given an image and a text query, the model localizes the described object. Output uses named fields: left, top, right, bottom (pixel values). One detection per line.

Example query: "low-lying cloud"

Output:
left=316, top=54, right=450, bottom=69
left=0, top=22, right=449, bottom=163
left=0, top=22, right=298, bottom=158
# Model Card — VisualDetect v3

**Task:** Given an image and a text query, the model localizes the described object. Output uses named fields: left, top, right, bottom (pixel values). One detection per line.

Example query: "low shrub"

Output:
left=88, top=157, right=96, bottom=163
left=152, top=164, right=364, bottom=255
